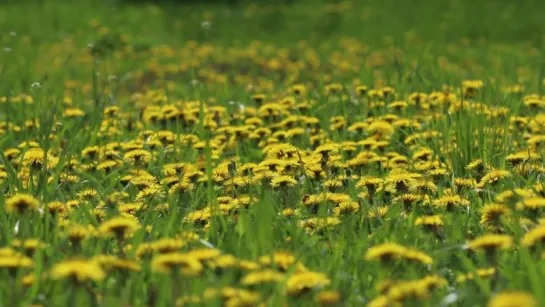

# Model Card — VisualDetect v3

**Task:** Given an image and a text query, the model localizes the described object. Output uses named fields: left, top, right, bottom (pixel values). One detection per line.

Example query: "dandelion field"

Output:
left=2, top=0, right=545, bottom=306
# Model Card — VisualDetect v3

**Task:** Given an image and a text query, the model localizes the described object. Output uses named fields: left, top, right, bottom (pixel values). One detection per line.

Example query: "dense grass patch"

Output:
left=1, top=0, right=545, bottom=306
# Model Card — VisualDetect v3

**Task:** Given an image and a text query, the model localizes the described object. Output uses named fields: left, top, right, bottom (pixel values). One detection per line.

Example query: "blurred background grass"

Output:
left=1, top=0, right=544, bottom=94
left=1, top=0, right=545, bottom=46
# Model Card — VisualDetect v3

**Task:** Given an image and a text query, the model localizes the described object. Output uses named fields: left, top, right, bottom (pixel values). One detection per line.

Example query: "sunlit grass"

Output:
left=1, top=0, right=545, bottom=306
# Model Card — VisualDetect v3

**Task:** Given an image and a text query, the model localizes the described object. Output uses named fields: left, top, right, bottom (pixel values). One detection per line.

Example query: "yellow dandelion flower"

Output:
left=151, top=252, right=203, bottom=275
left=521, top=225, right=545, bottom=247
left=150, top=238, right=186, bottom=254
left=366, top=243, right=432, bottom=265
left=0, top=247, right=18, bottom=257
left=367, top=295, right=395, bottom=307
left=466, top=159, right=485, bottom=171
left=324, top=83, right=343, bottom=96
left=4, top=148, right=21, bottom=161
left=5, top=194, right=40, bottom=213
left=135, top=184, right=165, bottom=201
left=480, top=203, right=511, bottom=231
left=186, top=248, right=221, bottom=262
left=97, top=160, right=120, bottom=172
left=169, top=180, right=195, bottom=195
left=259, top=251, right=306, bottom=272
left=45, top=201, right=70, bottom=216
left=270, top=175, right=298, bottom=188
left=487, top=291, right=536, bottom=307
left=384, top=172, right=419, bottom=193
left=480, top=169, right=511, bottom=186
left=388, top=101, right=408, bottom=111
left=123, top=149, right=152, bottom=165
left=432, top=194, right=470, bottom=211
left=365, top=243, right=407, bottom=262
left=78, top=188, right=99, bottom=201
left=333, top=201, right=360, bottom=216
left=415, top=215, right=443, bottom=230
left=368, top=121, right=394, bottom=139
left=63, top=108, right=85, bottom=117
left=467, top=234, right=513, bottom=252
left=0, top=255, right=34, bottom=271
left=208, top=254, right=238, bottom=270
left=240, top=269, right=285, bottom=286
left=12, top=239, right=46, bottom=254
left=98, top=216, right=140, bottom=238
left=64, top=224, right=92, bottom=245
left=453, top=178, right=477, bottom=190
left=22, top=148, right=46, bottom=168
left=280, top=208, right=300, bottom=217
left=368, top=206, right=390, bottom=219
left=456, top=267, right=496, bottom=283
left=220, top=287, right=261, bottom=306
left=386, top=275, right=446, bottom=302
left=404, top=249, right=433, bottom=265
left=286, top=271, right=331, bottom=295
left=516, top=197, right=545, bottom=211
left=50, top=259, right=105, bottom=282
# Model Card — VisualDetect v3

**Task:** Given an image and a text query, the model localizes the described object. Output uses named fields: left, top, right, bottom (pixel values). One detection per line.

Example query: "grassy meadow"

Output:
left=2, top=0, right=545, bottom=306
